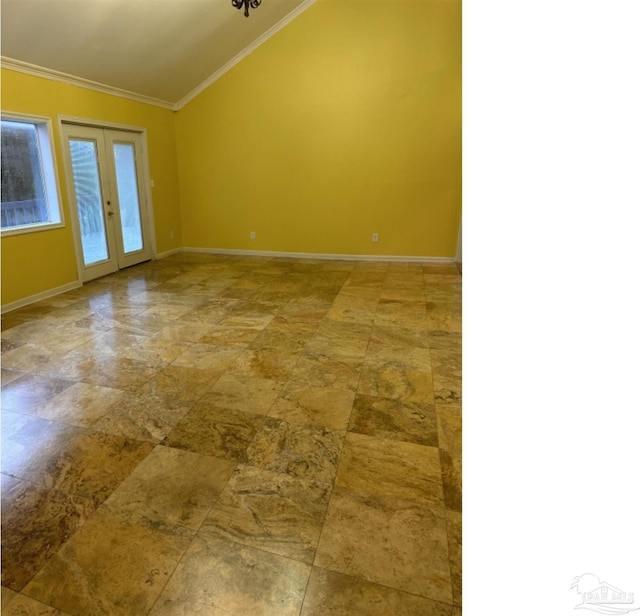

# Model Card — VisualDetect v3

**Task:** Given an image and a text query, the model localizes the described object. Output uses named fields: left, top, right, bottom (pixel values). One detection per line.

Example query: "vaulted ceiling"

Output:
left=1, top=0, right=314, bottom=109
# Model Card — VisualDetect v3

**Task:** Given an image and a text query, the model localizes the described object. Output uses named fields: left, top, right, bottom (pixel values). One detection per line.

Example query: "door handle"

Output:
left=107, top=211, right=114, bottom=217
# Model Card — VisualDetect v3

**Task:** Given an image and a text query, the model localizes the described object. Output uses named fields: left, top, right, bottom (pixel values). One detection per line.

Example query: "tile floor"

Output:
left=1, top=253, right=462, bottom=616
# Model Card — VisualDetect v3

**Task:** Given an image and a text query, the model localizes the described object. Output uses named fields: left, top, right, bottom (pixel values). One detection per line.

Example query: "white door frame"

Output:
left=57, top=115, right=157, bottom=284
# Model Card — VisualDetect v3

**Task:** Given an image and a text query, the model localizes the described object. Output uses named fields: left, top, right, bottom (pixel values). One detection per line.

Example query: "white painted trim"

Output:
left=1, top=281, right=82, bottom=314
left=174, top=0, right=317, bottom=110
left=1, top=111, right=66, bottom=235
left=1, top=57, right=174, bottom=110
left=182, top=247, right=456, bottom=264
left=57, top=115, right=149, bottom=134
left=156, top=248, right=183, bottom=259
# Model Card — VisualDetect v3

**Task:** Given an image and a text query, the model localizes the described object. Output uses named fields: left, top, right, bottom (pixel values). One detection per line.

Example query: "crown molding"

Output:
left=1, top=57, right=175, bottom=110
left=2, top=0, right=316, bottom=112
left=174, top=0, right=317, bottom=110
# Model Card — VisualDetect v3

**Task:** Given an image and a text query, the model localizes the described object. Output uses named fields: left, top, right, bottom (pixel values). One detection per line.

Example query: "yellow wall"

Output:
left=1, top=69, right=182, bottom=306
left=176, top=0, right=461, bottom=257
left=2, top=0, right=461, bottom=307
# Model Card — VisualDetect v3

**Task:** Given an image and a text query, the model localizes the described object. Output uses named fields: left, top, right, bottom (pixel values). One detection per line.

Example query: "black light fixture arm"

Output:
left=232, top=0, right=261, bottom=17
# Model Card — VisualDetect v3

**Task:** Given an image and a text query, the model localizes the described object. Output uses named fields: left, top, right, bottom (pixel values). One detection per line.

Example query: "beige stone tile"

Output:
left=343, top=272, right=386, bottom=289
left=137, top=300, right=202, bottom=321
left=424, top=283, right=462, bottom=302
left=437, top=404, right=462, bottom=455
left=422, top=262, right=461, bottom=276
left=23, top=508, right=193, bottom=616
left=91, top=391, right=190, bottom=443
left=149, top=533, right=309, bottom=616
left=2, top=473, right=22, bottom=494
left=34, top=430, right=154, bottom=506
left=304, top=320, right=371, bottom=360
left=369, top=323, right=430, bottom=350
left=0, top=320, right=95, bottom=354
left=446, top=509, right=462, bottom=606
left=314, top=319, right=371, bottom=342
left=289, top=356, right=361, bottom=391
left=36, top=383, right=124, bottom=428
left=1, top=413, right=83, bottom=482
left=428, top=329, right=462, bottom=351
left=426, top=302, right=462, bottom=333
left=1, top=481, right=97, bottom=592
left=1, top=586, right=18, bottom=608
left=336, top=432, right=443, bottom=506
left=300, top=567, right=454, bottom=616
left=380, top=288, right=427, bottom=302
left=376, top=299, right=427, bottom=318
left=324, top=303, right=377, bottom=326
left=1, top=375, right=75, bottom=416
left=1, top=367, right=26, bottom=387
left=163, top=406, right=264, bottom=461
left=202, top=464, right=331, bottom=564
left=269, top=383, right=355, bottom=431
left=136, top=365, right=215, bottom=408
left=228, top=349, right=299, bottom=382
left=205, top=373, right=283, bottom=416
left=249, top=328, right=311, bottom=354
left=0, top=344, right=64, bottom=373
left=70, top=312, right=118, bottom=333
left=364, top=343, right=431, bottom=365
left=178, top=301, right=237, bottom=325
left=105, top=445, right=235, bottom=530
left=218, top=312, right=275, bottom=329
left=115, top=313, right=171, bottom=336
left=134, top=334, right=191, bottom=367
left=198, top=324, right=261, bottom=347
left=2, top=594, right=73, bottom=615
left=43, top=352, right=159, bottom=392
left=246, top=417, right=344, bottom=484
left=170, top=343, right=241, bottom=374
left=440, top=449, right=462, bottom=512
left=74, top=329, right=160, bottom=365
left=328, top=292, right=379, bottom=316
left=431, top=349, right=462, bottom=404
left=280, top=297, right=330, bottom=321
left=357, top=358, right=434, bottom=403
left=315, top=487, right=452, bottom=604
left=349, top=394, right=438, bottom=447
left=264, top=314, right=319, bottom=335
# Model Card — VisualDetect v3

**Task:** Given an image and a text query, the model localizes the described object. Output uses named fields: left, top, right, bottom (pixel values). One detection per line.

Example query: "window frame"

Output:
left=1, top=111, right=65, bottom=236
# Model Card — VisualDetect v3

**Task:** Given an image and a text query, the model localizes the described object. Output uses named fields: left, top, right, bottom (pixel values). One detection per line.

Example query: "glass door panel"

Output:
left=68, top=139, right=109, bottom=266
left=62, top=123, right=153, bottom=282
left=113, top=143, right=144, bottom=254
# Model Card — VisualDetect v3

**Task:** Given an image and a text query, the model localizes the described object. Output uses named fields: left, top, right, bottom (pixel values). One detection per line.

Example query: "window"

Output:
left=1, top=113, right=63, bottom=234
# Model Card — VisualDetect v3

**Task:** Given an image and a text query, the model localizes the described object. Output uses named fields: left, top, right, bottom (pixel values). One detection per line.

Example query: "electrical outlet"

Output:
left=170, top=230, right=175, bottom=239
left=250, top=231, right=256, bottom=240
left=372, top=233, right=379, bottom=242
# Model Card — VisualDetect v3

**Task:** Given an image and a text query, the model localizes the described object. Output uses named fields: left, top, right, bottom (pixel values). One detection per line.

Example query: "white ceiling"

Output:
left=1, top=0, right=314, bottom=108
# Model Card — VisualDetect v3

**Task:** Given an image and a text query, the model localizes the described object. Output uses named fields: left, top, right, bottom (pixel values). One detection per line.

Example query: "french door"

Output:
left=61, top=124, right=152, bottom=282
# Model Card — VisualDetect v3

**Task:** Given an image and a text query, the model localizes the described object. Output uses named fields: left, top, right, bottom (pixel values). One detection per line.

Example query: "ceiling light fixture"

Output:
left=232, top=0, right=261, bottom=17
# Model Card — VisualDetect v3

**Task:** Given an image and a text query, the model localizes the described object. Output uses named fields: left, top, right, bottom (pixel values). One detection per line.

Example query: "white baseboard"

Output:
left=2, top=248, right=455, bottom=313
left=1, top=280, right=82, bottom=314
left=182, top=247, right=456, bottom=264
left=155, top=247, right=184, bottom=259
